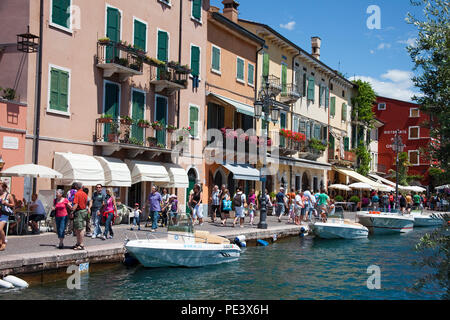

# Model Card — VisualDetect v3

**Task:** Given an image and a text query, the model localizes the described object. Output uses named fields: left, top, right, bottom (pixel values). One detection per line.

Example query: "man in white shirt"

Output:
left=28, top=194, right=46, bottom=234
left=294, top=190, right=303, bottom=225
left=233, top=187, right=247, bottom=228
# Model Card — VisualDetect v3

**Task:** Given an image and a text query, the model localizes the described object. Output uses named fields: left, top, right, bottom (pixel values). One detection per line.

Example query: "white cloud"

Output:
left=280, top=21, right=296, bottom=31
left=397, top=38, right=416, bottom=47
left=350, top=70, right=421, bottom=102
left=377, top=43, right=391, bottom=50
left=370, top=50, right=375, bottom=54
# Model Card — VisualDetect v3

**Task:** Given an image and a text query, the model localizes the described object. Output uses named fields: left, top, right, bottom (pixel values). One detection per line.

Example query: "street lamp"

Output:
left=254, top=78, right=280, bottom=229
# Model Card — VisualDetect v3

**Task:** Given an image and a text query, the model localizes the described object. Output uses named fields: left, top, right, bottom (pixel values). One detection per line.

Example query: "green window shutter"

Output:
left=237, top=58, right=244, bottom=81
left=319, top=85, right=324, bottom=106
left=212, top=46, right=220, bottom=71
left=52, top=0, right=70, bottom=28
left=344, top=137, right=349, bottom=151
left=306, top=122, right=311, bottom=140
left=190, top=45, right=200, bottom=77
left=192, top=0, right=202, bottom=20
left=281, top=64, right=287, bottom=92
left=293, top=117, right=299, bottom=132
left=302, top=73, right=307, bottom=97
left=133, top=20, right=146, bottom=51
left=342, top=103, right=347, bottom=121
left=307, top=76, right=315, bottom=101
left=330, top=97, right=336, bottom=116
left=190, top=106, right=199, bottom=137
left=248, top=63, right=254, bottom=85
left=329, top=135, right=335, bottom=150
left=262, top=53, right=269, bottom=78
left=314, top=124, right=321, bottom=139
left=50, top=69, right=60, bottom=110
left=157, top=31, right=168, bottom=62
left=261, top=119, right=268, bottom=131
left=325, top=87, right=329, bottom=108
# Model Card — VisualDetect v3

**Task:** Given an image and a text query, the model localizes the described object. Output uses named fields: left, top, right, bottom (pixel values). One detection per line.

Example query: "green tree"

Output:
left=406, top=0, right=450, bottom=184
left=355, top=141, right=371, bottom=176
left=412, top=225, right=450, bottom=299
left=351, top=79, right=377, bottom=126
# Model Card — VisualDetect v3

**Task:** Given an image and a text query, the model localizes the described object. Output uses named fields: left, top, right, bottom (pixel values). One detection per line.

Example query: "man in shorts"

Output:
left=71, top=182, right=88, bottom=250
left=318, top=189, right=330, bottom=218
left=232, top=187, right=246, bottom=228
left=275, top=187, right=288, bottom=223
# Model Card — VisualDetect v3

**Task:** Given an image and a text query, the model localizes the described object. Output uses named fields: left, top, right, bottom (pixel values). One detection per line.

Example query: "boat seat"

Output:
left=194, top=231, right=230, bottom=244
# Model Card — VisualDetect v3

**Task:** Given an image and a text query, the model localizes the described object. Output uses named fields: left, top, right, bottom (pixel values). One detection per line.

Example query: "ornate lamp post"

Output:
left=254, top=78, right=280, bottom=229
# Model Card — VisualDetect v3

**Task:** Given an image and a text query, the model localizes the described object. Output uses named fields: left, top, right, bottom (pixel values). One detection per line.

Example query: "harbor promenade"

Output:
left=0, top=214, right=313, bottom=281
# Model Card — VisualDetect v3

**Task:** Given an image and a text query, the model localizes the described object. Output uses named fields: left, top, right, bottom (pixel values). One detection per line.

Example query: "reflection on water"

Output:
left=0, top=227, right=443, bottom=300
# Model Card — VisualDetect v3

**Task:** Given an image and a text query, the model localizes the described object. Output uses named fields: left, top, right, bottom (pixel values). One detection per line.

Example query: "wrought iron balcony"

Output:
left=96, top=40, right=144, bottom=81
left=280, top=83, right=301, bottom=104
left=150, top=64, right=189, bottom=94
left=261, top=75, right=282, bottom=95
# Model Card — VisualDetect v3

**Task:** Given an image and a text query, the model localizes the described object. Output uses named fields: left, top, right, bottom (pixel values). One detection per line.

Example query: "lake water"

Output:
left=1, top=227, right=443, bottom=300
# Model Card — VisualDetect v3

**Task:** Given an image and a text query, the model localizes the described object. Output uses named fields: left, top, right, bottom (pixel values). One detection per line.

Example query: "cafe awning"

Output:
left=95, top=156, right=132, bottom=187
left=160, top=163, right=189, bottom=188
left=125, top=160, right=170, bottom=185
left=223, top=163, right=260, bottom=181
left=208, top=92, right=254, bottom=117
left=54, top=152, right=105, bottom=186
left=334, top=167, right=389, bottom=191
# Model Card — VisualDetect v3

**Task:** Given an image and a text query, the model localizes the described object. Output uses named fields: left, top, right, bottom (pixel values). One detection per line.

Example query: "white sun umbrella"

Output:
left=328, top=184, right=352, bottom=191
left=349, top=182, right=373, bottom=190
left=436, top=184, right=450, bottom=190
left=404, top=186, right=426, bottom=193
left=0, top=164, right=63, bottom=179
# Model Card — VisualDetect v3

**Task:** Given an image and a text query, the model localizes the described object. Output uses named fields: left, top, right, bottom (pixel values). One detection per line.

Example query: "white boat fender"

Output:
left=0, top=279, right=14, bottom=289
left=240, top=241, right=247, bottom=248
left=299, top=227, right=306, bottom=237
left=272, top=234, right=277, bottom=241
left=3, top=275, right=28, bottom=288
left=235, top=235, right=246, bottom=243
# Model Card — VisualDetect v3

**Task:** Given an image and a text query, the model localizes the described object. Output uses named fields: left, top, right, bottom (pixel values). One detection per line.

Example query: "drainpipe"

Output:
left=32, top=0, right=44, bottom=193
left=176, top=0, right=183, bottom=130
left=254, top=46, right=264, bottom=133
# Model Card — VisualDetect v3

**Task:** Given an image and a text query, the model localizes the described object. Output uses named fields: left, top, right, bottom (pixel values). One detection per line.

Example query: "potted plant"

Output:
left=349, top=195, right=360, bottom=212
left=309, top=138, right=327, bottom=152
left=127, top=137, right=144, bottom=146
left=166, top=124, right=177, bottom=133
left=120, top=116, right=133, bottom=125
left=107, top=122, right=120, bottom=143
left=2, top=88, right=16, bottom=101
left=147, top=137, right=157, bottom=147
left=98, top=37, right=111, bottom=45
left=114, top=57, right=129, bottom=67
left=129, top=61, right=143, bottom=71
left=157, top=143, right=165, bottom=149
left=151, top=120, right=164, bottom=131
left=99, top=114, right=113, bottom=123
left=137, top=119, right=150, bottom=128
left=335, top=195, right=344, bottom=202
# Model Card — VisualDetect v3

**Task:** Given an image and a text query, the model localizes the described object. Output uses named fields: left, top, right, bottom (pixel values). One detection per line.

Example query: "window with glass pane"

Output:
left=409, top=151, right=419, bottom=165
left=192, top=0, right=201, bottom=21
left=409, top=127, right=419, bottom=139
left=52, top=0, right=71, bottom=29
left=410, top=108, right=420, bottom=117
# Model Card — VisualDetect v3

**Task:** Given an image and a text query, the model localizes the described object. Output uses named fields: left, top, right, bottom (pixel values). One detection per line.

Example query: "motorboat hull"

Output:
left=125, top=239, right=241, bottom=268
left=313, top=222, right=369, bottom=239
left=411, top=212, right=445, bottom=227
left=357, top=212, right=414, bottom=234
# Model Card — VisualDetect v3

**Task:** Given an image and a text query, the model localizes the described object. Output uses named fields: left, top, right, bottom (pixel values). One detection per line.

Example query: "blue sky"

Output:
left=210, top=0, right=424, bottom=101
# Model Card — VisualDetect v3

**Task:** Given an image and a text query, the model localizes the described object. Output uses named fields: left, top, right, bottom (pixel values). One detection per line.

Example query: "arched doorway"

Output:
left=186, top=168, right=197, bottom=214
left=302, top=172, right=310, bottom=191
left=227, top=173, right=235, bottom=196
left=214, top=170, right=223, bottom=188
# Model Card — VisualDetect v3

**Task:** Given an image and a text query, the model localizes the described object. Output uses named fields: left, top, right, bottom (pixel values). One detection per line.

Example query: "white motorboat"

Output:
left=125, top=214, right=241, bottom=268
left=357, top=211, right=415, bottom=234
left=312, top=206, right=369, bottom=239
left=410, top=210, right=446, bottom=227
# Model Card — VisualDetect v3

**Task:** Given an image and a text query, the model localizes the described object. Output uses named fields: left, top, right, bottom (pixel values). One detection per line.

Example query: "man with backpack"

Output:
left=275, top=187, right=288, bottom=223
left=233, top=187, right=247, bottom=228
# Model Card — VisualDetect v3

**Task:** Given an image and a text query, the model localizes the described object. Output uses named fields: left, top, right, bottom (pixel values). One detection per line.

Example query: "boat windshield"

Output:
left=328, top=206, right=344, bottom=219
left=167, top=212, right=194, bottom=234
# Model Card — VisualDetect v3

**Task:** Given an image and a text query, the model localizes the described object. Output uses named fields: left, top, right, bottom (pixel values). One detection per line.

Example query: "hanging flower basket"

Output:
left=151, top=121, right=165, bottom=131
left=167, top=125, right=177, bottom=133
left=120, top=116, right=133, bottom=125
left=137, top=120, right=150, bottom=128
left=98, top=115, right=113, bottom=124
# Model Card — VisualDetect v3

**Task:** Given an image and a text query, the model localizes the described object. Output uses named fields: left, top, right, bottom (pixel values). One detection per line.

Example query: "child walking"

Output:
left=248, top=202, right=255, bottom=226
left=130, top=203, right=141, bottom=231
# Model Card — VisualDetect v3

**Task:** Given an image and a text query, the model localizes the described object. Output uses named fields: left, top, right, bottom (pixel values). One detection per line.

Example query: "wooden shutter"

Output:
left=342, top=103, right=347, bottom=121
left=293, top=116, right=299, bottom=132
left=190, top=106, right=198, bottom=137
left=307, top=76, right=315, bottom=101
left=329, top=135, right=335, bottom=150
left=134, top=20, right=146, bottom=51
left=191, top=46, right=200, bottom=76
left=212, top=46, right=220, bottom=71
left=248, top=63, right=254, bottom=85
left=192, top=0, right=202, bottom=20
left=325, top=87, right=329, bottom=108
left=131, top=91, right=145, bottom=141
left=330, top=97, right=336, bottom=116
left=281, top=64, right=287, bottom=92
left=106, top=7, right=121, bottom=62
left=52, top=0, right=70, bottom=28
left=237, top=58, right=244, bottom=81
left=344, top=137, right=349, bottom=151
left=302, top=73, right=307, bottom=97
left=59, top=70, right=69, bottom=112
left=319, top=85, right=324, bottom=106
left=157, top=31, right=168, bottom=62
left=263, top=53, right=269, bottom=78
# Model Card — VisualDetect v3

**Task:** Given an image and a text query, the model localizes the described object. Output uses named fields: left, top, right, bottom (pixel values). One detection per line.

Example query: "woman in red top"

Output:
left=52, top=189, right=72, bottom=249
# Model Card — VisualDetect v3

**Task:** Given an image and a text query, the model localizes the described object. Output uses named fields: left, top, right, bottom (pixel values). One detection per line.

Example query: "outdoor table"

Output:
left=334, top=202, right=353, bottom=211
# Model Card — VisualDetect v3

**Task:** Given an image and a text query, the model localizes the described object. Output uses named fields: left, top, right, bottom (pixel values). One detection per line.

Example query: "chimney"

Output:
left=222, top=0, right=239, bottom=23
left=311, top=36, right=321, bottom=60
left=209, top=6, right=220, bottom=13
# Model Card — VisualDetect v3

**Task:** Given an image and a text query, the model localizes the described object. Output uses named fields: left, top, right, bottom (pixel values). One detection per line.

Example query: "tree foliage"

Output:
left=355, top=141, right=371, bottom=176
left=351, top=79, right=377, bottom=126
left=412, top=225, right=450, bottom=299
left=406, top=0, right=450, bottom=182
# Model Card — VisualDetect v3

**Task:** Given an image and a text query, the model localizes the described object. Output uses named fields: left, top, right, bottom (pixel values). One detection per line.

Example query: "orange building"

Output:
left=0, top=99, right=27, bottom=199
left=203, top=1, right=264, bottom=204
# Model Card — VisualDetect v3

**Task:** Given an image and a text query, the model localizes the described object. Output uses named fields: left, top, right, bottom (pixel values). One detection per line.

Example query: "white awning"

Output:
left=95, top=156, right=132, bottom=187
left=125, top=160, right=170, bottom=185
left=223, top=164, right=260, bottom=181
left=368, top=173, right=396, bottom=187
left=160, top=163, right=189, bottom=188
left=208, top=92, right=254, bottom=117
left=334, top=167, right=389, bottom=191
left=54, top=152, right=105, bottom=186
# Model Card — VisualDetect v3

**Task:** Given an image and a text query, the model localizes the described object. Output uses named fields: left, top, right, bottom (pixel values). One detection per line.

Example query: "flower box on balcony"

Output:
left=98, top=38, right=111, bottom=45
left=137, top=120, right=150, bottom=128
left=151, top=121, right=165, bottom=131
left=147, top=137, right=157, bottom=147
left=120, top=116, right=133, bottom=125
left=167, top=125, right=177, bottom=133
left=98, top=116, right=113, bottom=124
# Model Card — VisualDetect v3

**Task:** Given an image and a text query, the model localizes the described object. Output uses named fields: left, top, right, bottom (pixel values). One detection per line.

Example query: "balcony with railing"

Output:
left=96, top=40, right=144, bottom=81
left=94, top=117, right=187, bottom=156
left=261, top=75, right=282, bottom=95
left=297, top=138, right=327, bottom=161
left=150, top=62, right=190, bottom=94
left=280, top=83, right=301, bottom=104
